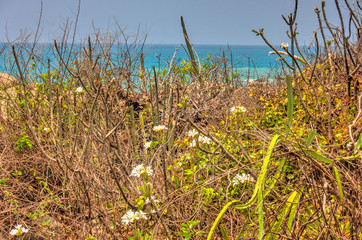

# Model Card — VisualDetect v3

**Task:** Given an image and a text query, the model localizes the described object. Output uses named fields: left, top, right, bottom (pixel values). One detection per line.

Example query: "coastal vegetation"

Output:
left=0, top=0, right=361, bottom=239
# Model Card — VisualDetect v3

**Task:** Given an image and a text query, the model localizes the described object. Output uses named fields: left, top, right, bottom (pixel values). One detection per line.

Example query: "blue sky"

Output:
left=0, top=0, right=346, bottom=45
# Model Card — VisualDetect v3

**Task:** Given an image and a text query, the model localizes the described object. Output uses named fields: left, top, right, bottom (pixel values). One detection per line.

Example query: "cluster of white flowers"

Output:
left=130, top=164, right=153, bottom=177
left=189, top=136, right=212, bottom=147
left=153, top=125, right=168, bottom=132
left=121, top=209, right=147, bottom=225
left=232, top=173, right=255, bottom=186
left=187, top=128, right=212, bottom=147
left=144, top=141, right=152, bottom=149
left=280, top=42, right=289, bottom=49
left=230, top=106, right=247, bottom=114
left=187, top=129, right=198, bottom=137
left=199, top=136, right=211, bottom=144
left=10, top=225, right=29, bottom=236
left=75, top=86, right=84, bottom=93
left=144, top=196, right=161, bottom=205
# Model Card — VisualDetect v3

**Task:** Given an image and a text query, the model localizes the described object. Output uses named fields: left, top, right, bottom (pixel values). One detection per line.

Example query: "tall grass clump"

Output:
left=0, top=0, right=361, bottom=239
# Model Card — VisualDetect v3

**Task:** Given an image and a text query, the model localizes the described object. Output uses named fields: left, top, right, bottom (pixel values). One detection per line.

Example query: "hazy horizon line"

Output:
left=0, top=42, right=306, bottom=47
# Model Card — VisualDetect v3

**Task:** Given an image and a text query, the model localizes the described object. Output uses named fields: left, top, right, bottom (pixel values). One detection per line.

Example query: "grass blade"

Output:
left=333, top=166, right=344, bottom=201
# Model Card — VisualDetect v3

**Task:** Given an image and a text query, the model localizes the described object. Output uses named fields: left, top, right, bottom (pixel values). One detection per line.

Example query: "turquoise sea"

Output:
left=142, top=44, right=285, bottom=79
left=0, top=43, right=290, bottom=80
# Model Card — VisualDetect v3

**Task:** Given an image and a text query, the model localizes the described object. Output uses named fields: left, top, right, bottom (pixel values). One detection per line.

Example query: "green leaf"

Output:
left=188, top=220, right=200, bottom=229
left=252, top=29, right=260, bottom=36
left=306, top=130, right=317, bottom=147
left=267, top=191, right=299, bottom=240
left=220, top=225, right=230, bottom=240
left=287, top=186, right=303, bottom=233
left=177, top=232, right=192, bottom=239
left=307, top=150, right=333, bottom=164
left=285, top=75, right=294, bottom=137
left=258, top=179, right=264, bottom=240
left=333, top=167, right=343, bottom=201
left=354, top=132, right=362, bottom=154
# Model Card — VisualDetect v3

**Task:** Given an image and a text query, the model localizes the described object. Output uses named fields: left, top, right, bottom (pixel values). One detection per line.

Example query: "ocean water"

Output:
left=142, top=44, right=284, bottom=79
left=0, top=43, right=287, bottom=80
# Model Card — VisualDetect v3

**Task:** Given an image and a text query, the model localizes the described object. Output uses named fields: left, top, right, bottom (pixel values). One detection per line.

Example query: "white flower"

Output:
left=153, top=125, right=168, bottom=132
left=187, top=129, right=198, bottom=138
left=230, top=106, right=246, bottom=114
left=121, top=210, right=137, bottom=225
left=144, top=141, right=152, bottom=149
left=199, top=136, right=211, bottom=144
left=346, top=142, right=354, bottom=150
left=130, top=164, right=153, bottom=177
left=75, top=86, right=84, bottom=93
left=137, top=210, right=147, bottom=220
left=280, top=43, right=289, bottom=49
left=190, top=139, right=197, bottom=148
left=121, top=210, right=147, bottom=225
left=10, top=225, right=29, bottom=236
left=145, top=196, right=160, bottom=204
left=232, top=173, right=255, bottom=186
